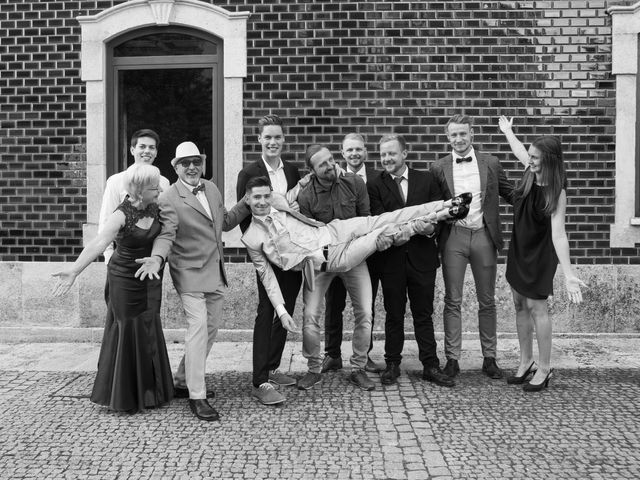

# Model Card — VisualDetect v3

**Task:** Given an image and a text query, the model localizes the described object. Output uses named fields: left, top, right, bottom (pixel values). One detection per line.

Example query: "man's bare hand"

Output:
left=392, top=225, right=412, bottom=246
left=413, top=218, right=435, bottom=236
left=298, top=172, right=313, bottom=188
left=134, top=256, right=162, bottom=280
left=279, top=312, right=300, bottom=334
left=376, top=235, right=393, bottom=252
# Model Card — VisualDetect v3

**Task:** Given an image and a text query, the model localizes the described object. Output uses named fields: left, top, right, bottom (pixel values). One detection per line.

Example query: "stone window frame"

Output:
left=77, top=0, right=249, bottom=247
left=609, top=1, right=640, bottom=247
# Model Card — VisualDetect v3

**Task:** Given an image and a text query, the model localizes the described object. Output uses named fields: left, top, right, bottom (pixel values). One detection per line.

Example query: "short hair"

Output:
left=245, top=176, right=272, bottom=194
left=124, top=163, right=161, bottom=201
left=342, top=132, right=365, bottom=145
left=257, top=114, right=284, bottom=135
left=305, top=144, right=328, bottom=169
left=445, top=114, right=473, bottom=133
left=378, top=134, right=407, bottom=151
left=130, top=129, right=160, bottom=149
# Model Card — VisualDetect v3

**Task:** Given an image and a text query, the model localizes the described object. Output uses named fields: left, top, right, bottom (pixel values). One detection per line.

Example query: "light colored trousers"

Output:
left=174, top=289, right=225, bottom=399
left=302, top=262, right=373, bottom=373
left=442, top=225, right=497, bottom=360
left=323, top=200, right=445, bottom=272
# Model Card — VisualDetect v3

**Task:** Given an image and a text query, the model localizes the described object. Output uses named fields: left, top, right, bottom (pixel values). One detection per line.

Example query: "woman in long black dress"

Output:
left=498, top=116, right=586, bottom=392
left=53, top=164, right=174, bottom=412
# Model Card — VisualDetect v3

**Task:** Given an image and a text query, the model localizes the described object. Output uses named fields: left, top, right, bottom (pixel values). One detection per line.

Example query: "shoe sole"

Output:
left=297, top=379, right=322, bottom=390
left=321, top=366, right=342, bottom=373
left=483, top=370, right=503, bottom=380
left=423, top=378, right=455, bottom=388
left=252, top=395, right=286, bottom=405
left=268, top=378, right=296, bottom=387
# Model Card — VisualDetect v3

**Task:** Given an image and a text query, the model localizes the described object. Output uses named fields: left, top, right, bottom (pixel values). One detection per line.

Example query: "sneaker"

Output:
left=364, top=357, right=384, bottom=373
left=349, top=369, right=375, bottom=391
left=320, top=355, right=343, bottom=373
left=297, top=372, right=322, bottom=390
left=252, top=382, right=286, bottom=405
left=380, top=362, right=401, bottom=385
left=269, top=369, right=296, bottom=386
left=442, top=359, right=460, bottom=378
left=482, top=357, right=503, bottom=379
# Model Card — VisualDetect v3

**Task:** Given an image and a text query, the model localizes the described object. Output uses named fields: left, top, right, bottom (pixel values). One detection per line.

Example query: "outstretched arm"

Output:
left=52, top=210, right=125, bottom=296
left=551, top=190, right=586, bottom=304
left=498, top=116, right=529, bottom=168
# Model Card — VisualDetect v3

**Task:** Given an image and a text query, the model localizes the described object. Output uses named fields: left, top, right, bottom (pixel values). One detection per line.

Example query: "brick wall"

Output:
left=0, top=0, right=636, bottom=264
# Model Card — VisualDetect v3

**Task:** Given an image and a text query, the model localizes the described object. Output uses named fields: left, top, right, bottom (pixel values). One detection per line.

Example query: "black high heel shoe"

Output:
left=506, top=362, right=537, bottom=385
left=451, top=192, right=473, bottom=206
left=522, top=368, right=554, bottom=392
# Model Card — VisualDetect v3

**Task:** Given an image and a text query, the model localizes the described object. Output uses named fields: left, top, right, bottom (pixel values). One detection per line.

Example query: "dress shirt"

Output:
left=262, top=156, right=303, bottom=204
left=452, top=147, right=483, bottom=229
left=180, top=179, right=212, bottom=219
left=390, top=167, right=409, bottom=204
left=98, top=169, right=170, bottom=263
left=347, top=164, right=368, bottom=183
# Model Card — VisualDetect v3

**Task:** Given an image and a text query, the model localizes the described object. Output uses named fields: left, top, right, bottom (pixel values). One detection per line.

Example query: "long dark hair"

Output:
left=513, top=136, right=566, bottom=215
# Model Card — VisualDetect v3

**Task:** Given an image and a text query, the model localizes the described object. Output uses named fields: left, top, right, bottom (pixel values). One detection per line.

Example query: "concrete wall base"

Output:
left=2, top=262, right=639, bottom=338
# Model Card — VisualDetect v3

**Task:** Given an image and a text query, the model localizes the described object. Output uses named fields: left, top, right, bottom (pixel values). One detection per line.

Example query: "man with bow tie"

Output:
left=430, top=114, right=514, bottom=380
left=135, top=141, right=250, bottom=422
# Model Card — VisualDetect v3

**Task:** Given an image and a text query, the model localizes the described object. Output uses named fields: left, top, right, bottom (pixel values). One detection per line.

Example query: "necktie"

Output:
left=394, top=176, right=406, bottom=204
left=456, top=156, right=472, bottom=164
left=192, top=183, right=205, bottom=195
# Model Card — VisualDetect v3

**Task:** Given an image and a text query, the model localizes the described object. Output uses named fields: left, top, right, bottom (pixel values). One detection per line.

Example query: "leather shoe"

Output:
left=320, top=355, right=343, bottom=373
left=174, top=386, right=215, bottom=399
left=482, top=357, right=503, bottom=379
left=451, top=192, right=473, bottom=206
left=442, top=359, right=460, bottom=378
left=448, top=204, right=469, bottom=220
left=422, top=366, right=455, bottom=388
left=380, top=363, right=401, bottom=385
left=188, top=399, right=220, bottom=421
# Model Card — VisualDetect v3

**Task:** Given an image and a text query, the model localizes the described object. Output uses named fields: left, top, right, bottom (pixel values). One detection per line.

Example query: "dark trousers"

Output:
left=380, top=262, right=438, bottom=368
left=252, top=266, right=302, bottom=387
left=324, top=265, right=380, bottom=358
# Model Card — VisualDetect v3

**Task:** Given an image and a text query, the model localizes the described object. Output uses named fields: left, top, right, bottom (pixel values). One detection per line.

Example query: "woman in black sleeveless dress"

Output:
left=498, top=116, right=586, bottom=392
left=53, top=164, right=173, bottom=412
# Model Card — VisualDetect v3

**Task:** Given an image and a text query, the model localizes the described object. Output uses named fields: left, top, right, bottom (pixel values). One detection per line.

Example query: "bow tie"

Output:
left=192, top=184, right=205, bottom=195
left=456, top=156, right=472, bottom=164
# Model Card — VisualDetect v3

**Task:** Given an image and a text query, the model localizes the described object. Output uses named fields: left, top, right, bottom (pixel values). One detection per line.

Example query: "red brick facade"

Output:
left=0, top=1, right=636, bottom=263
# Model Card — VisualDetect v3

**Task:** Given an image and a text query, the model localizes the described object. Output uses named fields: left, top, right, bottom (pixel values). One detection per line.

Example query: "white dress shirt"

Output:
left=390, top=166, right=409, bottom=203
left=347, top=164, right=368, bottom=184
left=180, top=179, right=212, bottom=219
left=452, top=147, right=483, bottom=229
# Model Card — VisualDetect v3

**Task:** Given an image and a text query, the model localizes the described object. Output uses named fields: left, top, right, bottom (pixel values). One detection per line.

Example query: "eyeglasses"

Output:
left=177, top=158, right=203, bottom=167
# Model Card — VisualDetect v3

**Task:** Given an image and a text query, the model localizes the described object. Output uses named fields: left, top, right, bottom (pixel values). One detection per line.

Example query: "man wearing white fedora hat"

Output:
left=136, top=141, right=250, bottom=421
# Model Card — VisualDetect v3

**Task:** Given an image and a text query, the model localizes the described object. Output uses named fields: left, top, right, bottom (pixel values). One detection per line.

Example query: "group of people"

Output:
left=52, top=113, right=585, bottom=422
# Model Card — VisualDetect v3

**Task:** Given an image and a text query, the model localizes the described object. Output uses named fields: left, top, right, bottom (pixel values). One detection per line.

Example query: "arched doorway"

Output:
left=107, top=27, right=224, bottom=187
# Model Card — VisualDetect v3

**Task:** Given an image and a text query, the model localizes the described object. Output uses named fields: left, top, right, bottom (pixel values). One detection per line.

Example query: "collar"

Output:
left=261, top=157, right=283, bottom=173
left=390, top=166, right=409, bottom=181
left=452, top=147, right=477, bottom=163
left=346, top=164, right=366, bottom=176
left=253, top=207, right=278, bottom=222
left=179, top=178, right=202, bottom=191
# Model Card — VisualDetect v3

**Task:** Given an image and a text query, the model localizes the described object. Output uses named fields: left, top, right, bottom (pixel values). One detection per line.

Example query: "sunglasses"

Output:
left=177, top=158, right=203, bottom=167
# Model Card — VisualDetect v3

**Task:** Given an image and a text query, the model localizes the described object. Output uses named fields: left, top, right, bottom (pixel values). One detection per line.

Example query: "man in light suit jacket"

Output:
left=137, top=141, right=249, bottom=421
left=430, top=114, right=514, bottom=380
left=367, top=134, right=454, bottom=388
left=236, top=114, right=311, bottom=406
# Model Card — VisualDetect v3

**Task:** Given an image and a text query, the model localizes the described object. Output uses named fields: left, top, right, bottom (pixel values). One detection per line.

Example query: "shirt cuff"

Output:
left=275, top=304, right=287, bottom=318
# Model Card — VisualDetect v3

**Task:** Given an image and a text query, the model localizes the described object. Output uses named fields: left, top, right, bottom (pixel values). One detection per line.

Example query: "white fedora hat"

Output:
left=171, top=141, right=207, bottom=167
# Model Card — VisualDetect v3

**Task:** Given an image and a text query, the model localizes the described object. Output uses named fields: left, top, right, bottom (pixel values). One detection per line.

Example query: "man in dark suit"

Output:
left=236, top=114, right=310, bottom=405
left=368, top=134, right=454, bottom=387
left=430, top=114, right=514, bottom=380
left=321, top=133, right=383, bottom=375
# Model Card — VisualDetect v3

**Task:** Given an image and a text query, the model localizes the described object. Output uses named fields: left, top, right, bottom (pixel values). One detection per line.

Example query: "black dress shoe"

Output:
left=506, top=362, right=537, bottom=385
left=188, top=399, right=220, bottom=421
left=380, top=363, right=401, bottom=385
left=482, top=357, right=503, bottom=379
left=442, top=359, right=460, bottom=378
left=451, top=192, right=473, bottom=206
left=448, top=204, right=469, bottom=220
left=174, top=386, right=215, bottom=399
left=422, top=367, right=455, bottom=388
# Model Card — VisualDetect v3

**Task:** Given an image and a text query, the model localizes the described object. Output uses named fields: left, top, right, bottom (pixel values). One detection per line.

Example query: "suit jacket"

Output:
left=152, top=179, right=249, bottom=293
left=236, top=158, right=301, bottom=233
left=367, top=168, right=442, bottom=273
left=430, top=151, right=514, bottom=252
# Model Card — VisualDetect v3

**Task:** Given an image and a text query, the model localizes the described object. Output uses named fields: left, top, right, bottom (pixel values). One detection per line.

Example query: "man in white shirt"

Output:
left=430, top=115, right=514, bottom=380
left=98, top=129, right=169, bottom=264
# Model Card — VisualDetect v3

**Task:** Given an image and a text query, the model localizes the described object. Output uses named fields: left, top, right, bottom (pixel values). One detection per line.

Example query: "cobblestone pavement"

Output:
left=1, top=366, right=639, bottom=479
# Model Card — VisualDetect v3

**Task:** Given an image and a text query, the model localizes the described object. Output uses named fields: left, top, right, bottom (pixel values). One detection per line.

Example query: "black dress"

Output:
left=90, top=200, right=174, bottom=412
left=506, top=180, right=558, bottom=300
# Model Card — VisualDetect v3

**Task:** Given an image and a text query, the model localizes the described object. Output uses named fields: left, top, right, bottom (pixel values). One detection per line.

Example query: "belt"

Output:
left=320, top=245, right=329, bottom=272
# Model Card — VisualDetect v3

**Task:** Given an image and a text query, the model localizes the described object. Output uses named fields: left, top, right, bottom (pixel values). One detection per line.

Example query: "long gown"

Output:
left=505, top=180, right=559, bottom=300
left=90, top=199, right=174, bottom=412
